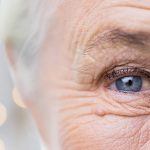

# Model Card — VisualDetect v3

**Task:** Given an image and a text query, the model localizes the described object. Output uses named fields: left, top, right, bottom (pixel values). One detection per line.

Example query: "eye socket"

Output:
left=104, top=67, right=150, bottom=93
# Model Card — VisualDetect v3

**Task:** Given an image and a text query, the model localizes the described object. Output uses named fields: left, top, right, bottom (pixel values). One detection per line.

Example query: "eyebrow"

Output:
left=88, top=28, right=150, bottom=49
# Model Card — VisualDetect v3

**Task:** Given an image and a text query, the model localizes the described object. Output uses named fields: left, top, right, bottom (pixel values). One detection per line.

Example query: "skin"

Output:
left=6, top=0, right=150, bottom=149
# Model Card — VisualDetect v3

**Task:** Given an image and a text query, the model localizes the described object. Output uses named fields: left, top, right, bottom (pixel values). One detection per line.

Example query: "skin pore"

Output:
left=7, top=0, right=150, bottom=149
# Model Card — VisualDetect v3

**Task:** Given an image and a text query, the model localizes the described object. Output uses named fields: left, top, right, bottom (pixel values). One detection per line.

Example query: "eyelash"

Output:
left=104, top=67, right=150, bottom=84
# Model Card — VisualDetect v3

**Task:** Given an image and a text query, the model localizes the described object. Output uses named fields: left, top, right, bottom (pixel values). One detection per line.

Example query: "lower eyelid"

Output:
left=103, top=85, right=150, bottom=101
left=94, top=88, right=150, bottom=117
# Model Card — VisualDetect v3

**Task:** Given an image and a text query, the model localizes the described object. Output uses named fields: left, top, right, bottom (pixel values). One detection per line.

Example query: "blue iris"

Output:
left=115, top=76, right=142, bottom=92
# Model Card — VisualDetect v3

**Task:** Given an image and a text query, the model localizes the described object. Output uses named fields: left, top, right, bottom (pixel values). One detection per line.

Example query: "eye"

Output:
left=112, top=76, right=142, bottom=93
left=105, top=67, right=150, bottom=93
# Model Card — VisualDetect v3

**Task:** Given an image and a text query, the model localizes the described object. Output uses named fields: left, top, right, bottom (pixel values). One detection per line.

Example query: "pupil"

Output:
left=126, top=80, right=133, bottom=86
left=116, top=76, right=142, bottom=92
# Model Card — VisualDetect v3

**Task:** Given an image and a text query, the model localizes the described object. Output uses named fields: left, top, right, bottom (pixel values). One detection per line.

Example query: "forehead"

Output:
left=53, top=0, right=150, bottom=51
left=41, top=0, right=150, bottom=61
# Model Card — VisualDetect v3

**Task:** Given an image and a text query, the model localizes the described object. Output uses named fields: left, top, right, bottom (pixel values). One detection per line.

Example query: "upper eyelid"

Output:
left=104, top=67, right=150, bottom=81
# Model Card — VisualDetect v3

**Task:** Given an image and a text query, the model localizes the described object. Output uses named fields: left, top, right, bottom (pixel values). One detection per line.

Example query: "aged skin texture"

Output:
left=5, top=0, right=150, bottom=150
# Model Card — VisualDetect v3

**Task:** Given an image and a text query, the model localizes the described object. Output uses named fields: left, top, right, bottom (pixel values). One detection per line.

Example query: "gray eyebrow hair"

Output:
left=87, top=28, right=150, bottom=49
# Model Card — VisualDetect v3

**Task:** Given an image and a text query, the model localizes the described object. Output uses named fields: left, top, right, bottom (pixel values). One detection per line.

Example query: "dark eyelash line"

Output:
left=104, top=67, right=150, bottom=81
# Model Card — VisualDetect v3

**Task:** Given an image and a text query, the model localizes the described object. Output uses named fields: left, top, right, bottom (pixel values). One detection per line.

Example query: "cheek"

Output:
left=59, top=94, right=150, bottom=150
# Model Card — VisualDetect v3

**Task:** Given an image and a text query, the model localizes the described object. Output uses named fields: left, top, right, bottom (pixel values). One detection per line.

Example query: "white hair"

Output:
left=0, top=1, right=63, bottom=149
left=0, top=0, right=63, bottom=88
left=0, top=0, right=63, bottom=64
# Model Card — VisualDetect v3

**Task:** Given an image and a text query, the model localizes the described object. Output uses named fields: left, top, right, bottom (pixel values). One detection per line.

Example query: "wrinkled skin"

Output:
left=8, top=0, right=150, bottom=150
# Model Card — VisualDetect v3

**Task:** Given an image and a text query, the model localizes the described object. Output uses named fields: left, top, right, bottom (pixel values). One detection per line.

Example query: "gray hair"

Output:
left=0, top=0, right=63, bottom=92
left=0, top=0, right=63, bottom=65
left=0, top=2, right=64, bottom=148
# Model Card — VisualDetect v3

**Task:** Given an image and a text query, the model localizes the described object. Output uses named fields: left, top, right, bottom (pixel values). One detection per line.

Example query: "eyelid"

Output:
left=95, top=82, right=150, bottom=117
left=104, top=67, right=150, bottom=82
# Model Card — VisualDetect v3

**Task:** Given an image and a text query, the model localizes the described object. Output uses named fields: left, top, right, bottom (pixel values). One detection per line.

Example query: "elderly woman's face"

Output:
left=24, top=0, right=150, bottom=149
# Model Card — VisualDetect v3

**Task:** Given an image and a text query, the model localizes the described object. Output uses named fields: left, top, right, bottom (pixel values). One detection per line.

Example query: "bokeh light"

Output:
left=12, top=88, right=26, bottom=109
left=0, top=139, right=5, bottom=150
left=0, top=103, right=7, bottom=126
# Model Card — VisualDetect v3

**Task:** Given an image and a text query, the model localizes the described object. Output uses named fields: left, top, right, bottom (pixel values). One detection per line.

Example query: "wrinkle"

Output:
left=94, top=95, right=150, bottom=117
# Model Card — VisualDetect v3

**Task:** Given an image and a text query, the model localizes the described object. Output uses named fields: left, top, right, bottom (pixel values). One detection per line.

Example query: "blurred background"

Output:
left=0, top=44, right=42, bottom=150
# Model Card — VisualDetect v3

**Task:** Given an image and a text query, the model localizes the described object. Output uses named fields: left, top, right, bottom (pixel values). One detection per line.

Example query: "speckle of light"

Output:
left=0, top=139, right=5, bottom=150
left=12, top=88, right=26, bottom=109
left=0, top=103, right=7, bottom=126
